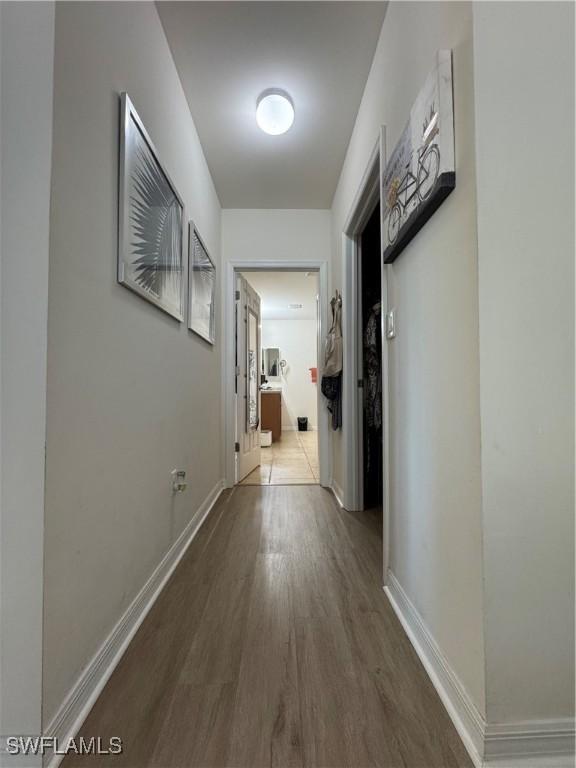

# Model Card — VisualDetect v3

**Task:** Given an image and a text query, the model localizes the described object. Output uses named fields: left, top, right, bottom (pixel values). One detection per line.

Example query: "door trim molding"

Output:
left=223, top=260, right=330, bottom=488
left=0, top=2, right=55, bottom=749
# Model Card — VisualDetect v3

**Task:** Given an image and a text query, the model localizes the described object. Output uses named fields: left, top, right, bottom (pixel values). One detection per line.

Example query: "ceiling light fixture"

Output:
left=256, top=89, right=294, bottom=135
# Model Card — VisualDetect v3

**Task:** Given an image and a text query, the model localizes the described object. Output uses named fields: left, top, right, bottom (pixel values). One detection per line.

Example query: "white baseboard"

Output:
left=484, top=720, right=575, bottom=767
left=384, top=571, right=485, bottom=766
left=384, top=571, right=575, bottom=768
left=484, top=754, right=575, bottom=768
left=44, top=479, right=226, bottom=768
left=330, top=479, right=344, bottom=507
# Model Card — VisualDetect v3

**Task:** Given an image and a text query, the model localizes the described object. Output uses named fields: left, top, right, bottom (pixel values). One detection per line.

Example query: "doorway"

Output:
left=341, top=135, right=390, bottom=582
left=359, top=204, right=383, bottom=511
left=224, top=260, right=330, bottom=489
left=239, top=271, right=319, bottom=486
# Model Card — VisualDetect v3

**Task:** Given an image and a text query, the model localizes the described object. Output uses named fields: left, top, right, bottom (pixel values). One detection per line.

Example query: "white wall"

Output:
left=473, top=1, right=574, bottom=725
left=43, top=2, right=222, bottom=726
left=331, top=0, right=485, bottom=718
left=0, top=1, right=55, bottom=751
left=221, top=209, right=331, bottom=266
left=262, top=319, right=318, bottom=430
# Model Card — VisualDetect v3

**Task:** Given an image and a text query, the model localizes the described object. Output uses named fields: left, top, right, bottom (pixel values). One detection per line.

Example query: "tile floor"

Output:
left=240, top=430, right=319, bottom=485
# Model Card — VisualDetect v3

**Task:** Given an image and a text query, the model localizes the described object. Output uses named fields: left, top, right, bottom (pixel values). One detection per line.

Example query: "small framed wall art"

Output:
left=118, top=92, right=184, bottom=320
left=188, top=223, right=216, bottom=345
left=381, top=50, right=455, bottom=264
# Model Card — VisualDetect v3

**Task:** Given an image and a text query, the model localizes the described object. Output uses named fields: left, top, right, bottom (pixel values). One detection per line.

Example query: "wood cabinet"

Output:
left=261, top=391, right=282, bottom=442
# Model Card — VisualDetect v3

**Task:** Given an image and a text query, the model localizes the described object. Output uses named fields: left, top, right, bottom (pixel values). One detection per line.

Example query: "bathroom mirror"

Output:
left=262, top=347, right=281, bottom=379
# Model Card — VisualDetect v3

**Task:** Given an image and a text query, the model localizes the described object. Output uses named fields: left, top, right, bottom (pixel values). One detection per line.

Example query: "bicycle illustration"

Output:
left=386, top=142, right=440, bottom=246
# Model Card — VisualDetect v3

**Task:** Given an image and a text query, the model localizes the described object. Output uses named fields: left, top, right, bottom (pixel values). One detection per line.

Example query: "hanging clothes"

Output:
left=323, top=295, right=342, bottom=376
left=321, top=374, right=342, bottom=430
left=321, top=293, right=343, bottom=430
left=364, top=306, right=382, bottom=431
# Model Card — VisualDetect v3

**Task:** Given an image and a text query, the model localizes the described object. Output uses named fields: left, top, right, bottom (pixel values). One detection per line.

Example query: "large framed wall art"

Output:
left=188, top=223, right=216, bottom=344
left=381, top=50, right=455, bottom=264
left=118, top=92, right=184, bottom=320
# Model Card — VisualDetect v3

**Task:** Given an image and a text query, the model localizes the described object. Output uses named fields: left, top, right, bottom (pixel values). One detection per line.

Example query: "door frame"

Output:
left=0, top=4, right=55, bottom=755
left=223, top=259, right=331, bottom=488
left=341, top=129, right=391, bottom=584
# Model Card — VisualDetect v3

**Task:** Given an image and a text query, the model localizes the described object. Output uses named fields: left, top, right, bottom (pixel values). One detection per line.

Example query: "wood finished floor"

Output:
left=63, top=486, right=472, bottom=768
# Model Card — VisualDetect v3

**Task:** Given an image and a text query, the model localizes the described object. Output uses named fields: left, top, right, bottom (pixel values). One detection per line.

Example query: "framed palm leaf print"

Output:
left=118, top=93, right=184, bottom=320
left=188, top=224, right=216, bottom=345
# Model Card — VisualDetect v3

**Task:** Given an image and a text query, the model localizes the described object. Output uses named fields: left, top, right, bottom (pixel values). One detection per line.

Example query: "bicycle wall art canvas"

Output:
left=381, top=49, right=455, bottom=263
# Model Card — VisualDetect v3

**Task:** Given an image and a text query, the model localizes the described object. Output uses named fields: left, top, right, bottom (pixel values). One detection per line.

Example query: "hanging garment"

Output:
left=321, top=294, right=343, bottom=430
left=364, top=309, right=382, bottom=431
left=324, top=297, right=342, bottom=376
left=321, top=372, right=342, bottom=430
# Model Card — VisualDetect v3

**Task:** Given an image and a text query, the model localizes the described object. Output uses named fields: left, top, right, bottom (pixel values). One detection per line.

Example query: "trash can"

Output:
left=297, top=417, right=308, bottom=432
left=260, top=430, right=272, bottom=447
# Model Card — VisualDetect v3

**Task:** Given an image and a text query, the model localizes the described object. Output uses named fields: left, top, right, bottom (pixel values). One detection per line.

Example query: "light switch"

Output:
left=385, top=309, right=396, bottom=340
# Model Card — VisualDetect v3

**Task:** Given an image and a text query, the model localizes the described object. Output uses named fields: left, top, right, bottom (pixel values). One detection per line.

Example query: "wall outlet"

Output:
left=171, top=469, right=187, bottom=493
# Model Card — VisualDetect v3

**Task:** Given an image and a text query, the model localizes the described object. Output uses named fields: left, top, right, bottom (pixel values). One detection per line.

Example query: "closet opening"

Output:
left=359, top=201, right=383, bottom=514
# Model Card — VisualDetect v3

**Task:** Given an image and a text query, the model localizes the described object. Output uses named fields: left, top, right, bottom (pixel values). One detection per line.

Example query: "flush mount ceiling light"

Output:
left=256, top=89, right=294, bottom=135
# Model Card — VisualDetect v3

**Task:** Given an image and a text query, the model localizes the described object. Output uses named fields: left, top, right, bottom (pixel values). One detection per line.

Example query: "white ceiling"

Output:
left=241, top=271, right=319, bottom=320
left=158, top=2, right=388, bottom=209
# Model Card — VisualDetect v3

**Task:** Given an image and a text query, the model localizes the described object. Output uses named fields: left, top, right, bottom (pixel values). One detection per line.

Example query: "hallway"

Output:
left=1, top=1, right=574, bottom=764
left=64, top=486, right=472, bottom=768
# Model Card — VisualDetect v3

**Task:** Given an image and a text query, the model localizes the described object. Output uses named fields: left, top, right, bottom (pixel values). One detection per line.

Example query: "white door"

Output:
left=235, top=274, right=261, bottom=482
